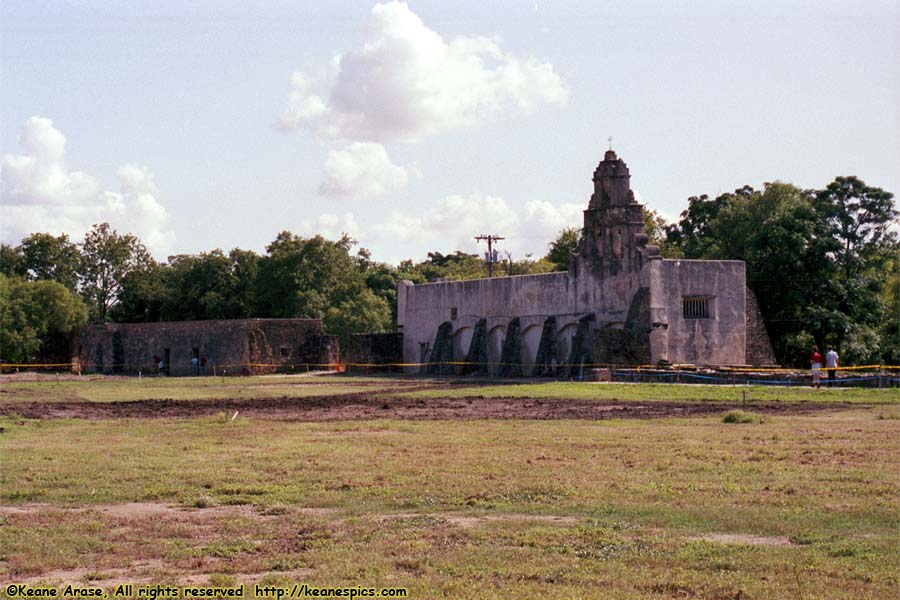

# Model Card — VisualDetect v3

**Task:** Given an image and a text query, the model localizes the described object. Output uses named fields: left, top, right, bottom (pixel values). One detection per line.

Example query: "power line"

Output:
left=475, top=234, right=505, bottom=278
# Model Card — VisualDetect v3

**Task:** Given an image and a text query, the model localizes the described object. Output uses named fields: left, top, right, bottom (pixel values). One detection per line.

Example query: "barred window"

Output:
left=451, top=307, right=458, bottom=320
left=683, top=296, right=710, bottom=319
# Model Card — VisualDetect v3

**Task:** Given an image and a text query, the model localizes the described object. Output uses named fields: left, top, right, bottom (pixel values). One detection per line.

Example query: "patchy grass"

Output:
left=722, top=410, right=763, bottom=424
left=1, top=406, right=898, bottom=598
left=3, top=374, right=895, bottom=405
left=0, top=374, right=399, bottom=404
left=402, top=381, right=900, bottom=404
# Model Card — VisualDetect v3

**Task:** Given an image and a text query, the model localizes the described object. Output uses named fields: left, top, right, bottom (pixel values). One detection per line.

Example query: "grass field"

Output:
left=0, top=374, right=398, bottom=404
left=2, top=374, right=896, bottom=405
left=403, top=381, right=900, bottom=404
left=1, top=375, right=898, bottom=598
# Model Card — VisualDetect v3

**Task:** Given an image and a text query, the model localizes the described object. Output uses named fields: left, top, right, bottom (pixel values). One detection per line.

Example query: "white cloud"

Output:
left=318, top=142, right=415, bottom=198
left=366, top=193, right=583, bottom=258
left=520, top=200, right=584, bottom=242
left=369, top=194, right=517, bottom=249
left=1, top=116, right=174, bottom=256
left=298, top=211, right=361, bottom=240
left=296, top=191, right=585, bottom=262
left=280, top=1, right=568, bottom=143
left=110, top=165, right=175, bottom=253
left=19, top=115, right=67, bottom=161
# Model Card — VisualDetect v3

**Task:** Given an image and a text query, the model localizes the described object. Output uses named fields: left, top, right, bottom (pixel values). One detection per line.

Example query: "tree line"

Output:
left=1, top=175, right=896, bottom=367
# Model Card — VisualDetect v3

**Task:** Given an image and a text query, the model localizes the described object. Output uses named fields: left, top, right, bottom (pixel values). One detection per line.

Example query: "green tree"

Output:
left=110, top=261, right=169, bottom=322
left=0, top=243, right=26, bottom=277
left=255, top=232, right=391, bottom=333
left=665, top=187, right=754, bottom=259
left=255, top=233, right=393, bottom=348
left=642, top=208, right=678, bottom=257
left=19, top=232, right=81, bottom=290
left=109, top=246, right=259, bottom=323
left=880, top=257, right=900, bottom=365
left=79, top=223, right=153, bottom=322
left=324, top=287, right=392, bottom=342
left=227, top=248, right=260, bottom=318
left=816, top=176, right=898, bottom=283
left=0, top=274, right=88, bottom=363
left=813, top=177, right=897, bottom=359
left=163, top=251, right=238, bottom=320
left=401, top=243, right=560, bottom=283
left=716, top=183, right=843, bottom=363
left=500, top=252, right=555, bottom=276
left=402, top=251, right=487, bottom=282
left=356, top=249, right=403, bottom=325
left=257, top=233, right=341, bottom=317
left=642, top=209, right=664, bottom=244
left=546, top=227, right=581, bottom=271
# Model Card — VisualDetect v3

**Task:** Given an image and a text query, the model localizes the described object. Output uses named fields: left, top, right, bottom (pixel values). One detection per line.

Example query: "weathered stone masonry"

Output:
left=77, top=318, right=338, bottom=376
left=345, top=332, right=404, bottom=373
left=397, top=150, right=776, bottom=374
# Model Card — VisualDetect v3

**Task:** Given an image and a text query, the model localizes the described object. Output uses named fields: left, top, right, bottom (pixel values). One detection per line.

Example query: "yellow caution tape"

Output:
left=0, top=362, right=78, bottom=368
left=3, top=361, right=898, bottom=372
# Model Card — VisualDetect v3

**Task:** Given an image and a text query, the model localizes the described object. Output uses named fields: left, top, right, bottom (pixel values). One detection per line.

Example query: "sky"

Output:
left=2, top=0, right=898, bottom=264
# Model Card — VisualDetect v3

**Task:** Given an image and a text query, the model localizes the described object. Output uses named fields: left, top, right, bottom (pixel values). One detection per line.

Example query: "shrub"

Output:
left=722, top=410, right=763, bottom=424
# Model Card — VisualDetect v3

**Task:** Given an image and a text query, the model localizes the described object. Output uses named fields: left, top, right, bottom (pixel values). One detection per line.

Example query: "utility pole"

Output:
left=475, top=234, right=505, bottom=278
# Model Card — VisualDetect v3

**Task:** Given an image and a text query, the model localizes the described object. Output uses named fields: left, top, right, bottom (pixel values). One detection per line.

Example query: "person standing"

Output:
left=825, top=346, right=839, bottom=388
left=191, top=355, right=199, bottom=376
left=810, top=346, right=823, bottom=389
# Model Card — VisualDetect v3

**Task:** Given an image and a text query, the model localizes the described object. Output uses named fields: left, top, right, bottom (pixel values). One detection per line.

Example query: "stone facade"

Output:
left=397, top=150, right=773, bottom=374
left=345, top=332, right=404, bottom=373
left=77, top=318, right=338, bottom=376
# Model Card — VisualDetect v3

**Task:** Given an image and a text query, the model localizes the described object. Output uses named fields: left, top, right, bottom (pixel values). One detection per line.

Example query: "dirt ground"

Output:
left=0, top=391, right=855, bottom=421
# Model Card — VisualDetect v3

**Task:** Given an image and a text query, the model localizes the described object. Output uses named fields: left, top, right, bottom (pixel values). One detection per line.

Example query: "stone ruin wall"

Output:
left=745, top=287, right=777, bottom=366
left=77, top=318, right=338, bottom=376
left=345, top=333, right=404, bottom=373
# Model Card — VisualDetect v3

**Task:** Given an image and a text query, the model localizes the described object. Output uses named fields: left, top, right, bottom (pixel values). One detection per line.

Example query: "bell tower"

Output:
left=576, top=148, right=660, bottom=279
left=589, top=149, right=634, bottom=209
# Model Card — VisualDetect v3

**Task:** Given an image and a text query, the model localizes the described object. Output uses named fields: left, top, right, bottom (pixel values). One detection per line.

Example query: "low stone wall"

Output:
left=77, top=319, right=338, bottom=376
left=345, top=333, right=404, bottom=373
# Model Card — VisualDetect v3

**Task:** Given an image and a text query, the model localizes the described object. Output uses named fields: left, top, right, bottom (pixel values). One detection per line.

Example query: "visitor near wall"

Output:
left=810, top=347, right=822, bottom=389
left=825, top=346, right=839, bottom=388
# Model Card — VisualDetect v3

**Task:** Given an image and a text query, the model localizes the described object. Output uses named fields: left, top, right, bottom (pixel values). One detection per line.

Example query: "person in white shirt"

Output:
left=825, top=346, right=839, bottom=388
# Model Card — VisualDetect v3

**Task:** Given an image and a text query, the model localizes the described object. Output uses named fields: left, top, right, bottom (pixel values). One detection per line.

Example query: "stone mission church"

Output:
left=396, top=149, right=774, bottom=375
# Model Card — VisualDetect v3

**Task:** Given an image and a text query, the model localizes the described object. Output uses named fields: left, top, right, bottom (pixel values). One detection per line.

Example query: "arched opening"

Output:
left=557, top=322, right=578, bottom=368
left=521, top=324, right=543, bottom=375
left=487, top=326, right=506, bottom=376
left=452, top=326, right=473, bottom=371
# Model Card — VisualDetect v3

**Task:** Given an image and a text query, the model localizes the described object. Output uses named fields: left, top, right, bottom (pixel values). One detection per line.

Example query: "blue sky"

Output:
left=2, top=0, right=898, bottom=263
